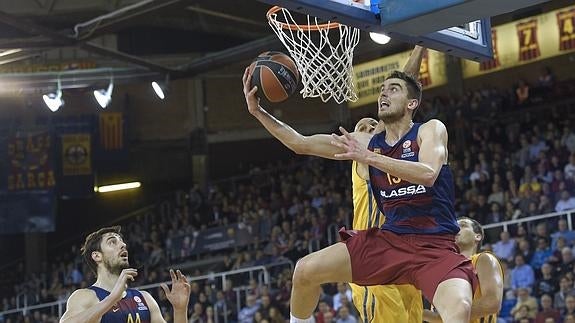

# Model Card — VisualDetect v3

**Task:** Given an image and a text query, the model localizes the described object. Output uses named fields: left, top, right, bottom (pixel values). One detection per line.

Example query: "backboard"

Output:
left=256, top=0, right=550, bottom=61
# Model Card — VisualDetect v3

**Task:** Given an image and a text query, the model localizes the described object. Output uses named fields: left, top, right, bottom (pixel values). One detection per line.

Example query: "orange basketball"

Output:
left=249, top=51, right=299, bottom=103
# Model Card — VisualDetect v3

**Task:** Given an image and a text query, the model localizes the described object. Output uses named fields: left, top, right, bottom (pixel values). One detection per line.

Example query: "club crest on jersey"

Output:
left=402, top=140, right=411, bottom=149
left=380, top=184, right=426, bottom=198
left=133, top=296, right=148, bottom=311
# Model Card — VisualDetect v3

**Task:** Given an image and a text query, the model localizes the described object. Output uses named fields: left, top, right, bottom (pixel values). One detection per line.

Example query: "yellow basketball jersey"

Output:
left=351, top=161, right=384, bottom=229
left=471, top=252, right=503, bottom=323
left=350, top=161, right=422, bottom=323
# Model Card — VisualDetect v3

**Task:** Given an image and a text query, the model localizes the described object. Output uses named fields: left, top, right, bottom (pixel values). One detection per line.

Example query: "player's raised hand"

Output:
left=109, top=268, right=138, bottom=303
left=161, top=269, right=191, bottom=311
left=242, top=66, right=260, bottom=115
left=331, top=126, right=371, bottom=162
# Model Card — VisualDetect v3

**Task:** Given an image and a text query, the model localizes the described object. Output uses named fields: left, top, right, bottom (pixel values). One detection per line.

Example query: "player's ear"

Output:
left=92, top=251, right=102, bottom=262
left=407, top=98, right=419, bottom=111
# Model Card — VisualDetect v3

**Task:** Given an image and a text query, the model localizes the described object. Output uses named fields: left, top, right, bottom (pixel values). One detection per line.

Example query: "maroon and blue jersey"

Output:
left=88, top=286, right=151, bottom=323
left=367, top=122, right=459, bottom=235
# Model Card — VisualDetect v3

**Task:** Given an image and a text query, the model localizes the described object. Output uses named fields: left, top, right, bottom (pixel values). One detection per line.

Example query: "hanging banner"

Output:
left=350, top=49, right=447, bottom=108
left=7, top=132, right=56, bottom=191
left=462, top=5, right=575, bottom=78
left=61, top=134, right=92, bottom=176
left=99, top=112, right=124, bottom=151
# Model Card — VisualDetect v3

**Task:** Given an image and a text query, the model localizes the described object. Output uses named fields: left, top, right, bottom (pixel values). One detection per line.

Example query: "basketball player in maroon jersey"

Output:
left=60, top=226, right=190, bottom=323
left=242, top=45, right=476, bottom=323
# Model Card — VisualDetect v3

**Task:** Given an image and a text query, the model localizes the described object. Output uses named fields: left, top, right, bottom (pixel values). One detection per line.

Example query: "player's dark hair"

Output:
left=81, top=226, right=123, bottom=275
left=458, top=216, right=484, bottom=248
left=385, top=70, right=423, bottom=116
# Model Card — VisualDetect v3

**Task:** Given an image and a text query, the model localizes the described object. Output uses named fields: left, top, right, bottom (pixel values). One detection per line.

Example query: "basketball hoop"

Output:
left=267, top=6, right=361, bottom=104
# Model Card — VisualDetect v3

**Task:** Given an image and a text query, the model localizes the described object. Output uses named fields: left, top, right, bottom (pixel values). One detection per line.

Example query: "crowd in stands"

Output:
left=1, top=71, right=575, bottom=323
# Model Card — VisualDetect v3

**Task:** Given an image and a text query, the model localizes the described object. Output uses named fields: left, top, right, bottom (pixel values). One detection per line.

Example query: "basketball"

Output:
left=249, top=51, right=299, bottom=103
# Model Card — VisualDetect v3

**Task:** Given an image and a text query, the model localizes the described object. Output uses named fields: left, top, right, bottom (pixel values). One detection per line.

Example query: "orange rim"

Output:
left=266, top=6, right=340, bottom=31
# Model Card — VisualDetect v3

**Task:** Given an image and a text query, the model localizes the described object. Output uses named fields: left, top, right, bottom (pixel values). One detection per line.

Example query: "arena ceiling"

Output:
left=0, top=0, right=568, bottom=92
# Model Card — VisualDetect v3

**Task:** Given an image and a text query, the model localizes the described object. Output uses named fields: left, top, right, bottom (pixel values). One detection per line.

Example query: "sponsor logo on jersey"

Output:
left=401, top=152, right=415, bottom=158
left=402, top=140, right=411, bottom=149
left=380, top=185, right=427, bottom=198
left=133, top=296, right=142, bottom=303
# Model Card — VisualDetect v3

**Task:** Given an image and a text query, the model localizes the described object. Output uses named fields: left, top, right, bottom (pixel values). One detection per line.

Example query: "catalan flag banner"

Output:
left=61, top=134, right=91, bottom=176
left=99, top=112, right=124, bottom=151
left=462, top=4, right=575, bottom=78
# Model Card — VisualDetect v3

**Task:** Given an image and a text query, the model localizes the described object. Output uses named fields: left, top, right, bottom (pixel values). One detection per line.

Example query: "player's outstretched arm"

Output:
left=403, top=45, right=425, bottom=78
left=242, top=66, right=370, bottom=159
left=153, top=269, right=191, bottom=323
left=469, top=253, right=503, bottom=320
left=332, top=119, right=447, bottom=186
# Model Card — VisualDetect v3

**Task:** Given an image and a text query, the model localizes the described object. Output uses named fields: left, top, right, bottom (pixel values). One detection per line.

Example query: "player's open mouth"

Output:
left=379, top=99, right=390, bottom=109
left=119, top=251, right=128, bottom=259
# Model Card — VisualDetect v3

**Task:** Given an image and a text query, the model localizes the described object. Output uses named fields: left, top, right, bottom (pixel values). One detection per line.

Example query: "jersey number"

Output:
left=127, top=313, right=141, bottom=323
left=386, top=173, right=402, bottom=185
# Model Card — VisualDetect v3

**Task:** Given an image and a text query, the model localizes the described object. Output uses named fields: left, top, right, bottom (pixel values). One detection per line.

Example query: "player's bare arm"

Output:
left=469, top=253, right=503, bottom=320
left=60, top=268, right=138, bottom=323
left=332, top=119, right=447, bottom=187
left=403, top=45, right=425, bottom=78
left=243, top=66, right=372, bottom=160
left=157, top=269, right=191, bottom=323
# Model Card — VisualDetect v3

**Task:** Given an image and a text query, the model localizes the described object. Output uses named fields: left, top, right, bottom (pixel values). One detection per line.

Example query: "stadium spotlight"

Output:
left=94, top=77, right=114, bottom=108
left=369, top=32, right=391, bottom=45
left=43, top=79, right=64, bottom=112
left=152, top=75, right=169, bottom=100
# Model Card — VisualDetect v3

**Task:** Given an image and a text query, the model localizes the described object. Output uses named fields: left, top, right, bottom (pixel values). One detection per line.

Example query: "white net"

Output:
left=267, top=7, right=361, bottom=104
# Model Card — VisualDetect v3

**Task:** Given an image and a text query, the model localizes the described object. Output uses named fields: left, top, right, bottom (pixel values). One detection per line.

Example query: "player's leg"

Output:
left=370, top=285, right=408, bottom=322
left=291, top=242, right=352, bottom=320
left=432, top=278, right=472, bottom=323
left=395, top=285, right=423, bottom=323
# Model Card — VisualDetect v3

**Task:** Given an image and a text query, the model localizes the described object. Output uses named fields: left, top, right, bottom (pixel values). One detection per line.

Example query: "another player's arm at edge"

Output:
left=402, top=45, right=425, bottom=78
left=423, top=253, right=503, bottom=323
left=59, top=289, right=116, bottom=323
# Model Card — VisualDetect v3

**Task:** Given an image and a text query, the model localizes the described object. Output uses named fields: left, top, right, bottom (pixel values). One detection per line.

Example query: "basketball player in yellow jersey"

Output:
left=423, top=217, right=503, bottom=323
left=348, top=117, right=423, bottom=323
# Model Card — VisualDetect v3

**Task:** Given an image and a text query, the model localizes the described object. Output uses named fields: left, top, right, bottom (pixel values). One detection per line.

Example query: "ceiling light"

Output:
left=152, top=81, right=165, bottom=99
left=94, top=79, right=114, bottom=108
left=369, top=32, right=391, bottom=45
left=152, top=75, right=169, bottom=100
left=42, top=79, right=63, bottom=112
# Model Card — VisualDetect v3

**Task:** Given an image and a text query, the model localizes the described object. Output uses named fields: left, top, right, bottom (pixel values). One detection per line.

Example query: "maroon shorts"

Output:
left=340, top=227, right=478, bottom=302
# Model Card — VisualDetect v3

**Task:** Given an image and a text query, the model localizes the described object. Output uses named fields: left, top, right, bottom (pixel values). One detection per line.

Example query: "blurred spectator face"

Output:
left=562, top=247, right=573, bottom=263
left=323, top=311, right=334, bottom=322
left=559, top=219, right=568, bottom=231
left=500, top=231, right=510, bottom=242
left=517, top=288, right=529, bottom=300
left=338, top=306, right=350, bottom=319
left=491, top=203, right=501, bottom=212
left=560, top=277, right=573, bottom=291
left=254, top=311, right=263, bottom=322
left=567, top=295, right=575, bottom=312
left=565, top=314, right=575, bottom=323
left=206, top=306, right=214, bottom=317
left=541, top=263, right=553, bottom=276
left=194, top=303, right=203, bottom=315
left=562, top=191, right=571, bottom=201
left=261, top=295, right=271, bottom=307
left=541, top=294, right=553, bottom=310
left=537, top=238, right=549, bottom=250
left=337, top=283, right=347, bottom=294
left=246, top=295, right=256, bottom=307
left=318, top=301, right=329, bottom=313
left=519, top=240, right=530, bottom=252
left=544, top=319, right=556, bottom=323
left=537, top=223, right=548, bottom=237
